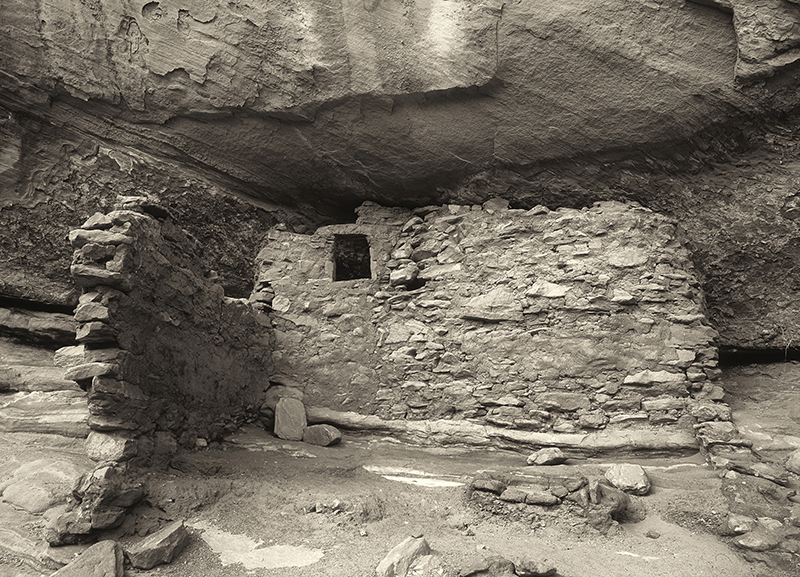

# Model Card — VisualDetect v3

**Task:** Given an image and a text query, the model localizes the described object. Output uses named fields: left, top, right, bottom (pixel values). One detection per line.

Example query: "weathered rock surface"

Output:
left=302, top=424, right=342, bottom=447
left=0, top=391, right=89, bottom=438
left=125, top=520, right=190, bottom=570
left=85, top=431, right=138, bottom=462
left=526, top=448, right=567, bottom=466
left=3, top=1, right=800, bottom=351
left=0, top=458, right=88, bottom=514
left=274, top=398, right=307, bottom=442
left=51, top=540, right=123, bottom=577
left=45, top=464, right=144, bottom=546
left=604, top=464, right=651, bottom=496
left=786, top=449, right=800, bottom=475
left=376, top=536, right=431, bottom=577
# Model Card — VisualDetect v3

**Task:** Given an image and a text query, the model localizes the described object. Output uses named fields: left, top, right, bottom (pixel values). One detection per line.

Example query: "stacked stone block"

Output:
left=259, top=200, right=729, bottom=434
left=66, top=196, right=274, bottom=463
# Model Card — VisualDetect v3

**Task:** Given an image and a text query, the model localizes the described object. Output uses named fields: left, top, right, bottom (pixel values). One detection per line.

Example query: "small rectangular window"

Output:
left=333, top=234, right=371, bottom=281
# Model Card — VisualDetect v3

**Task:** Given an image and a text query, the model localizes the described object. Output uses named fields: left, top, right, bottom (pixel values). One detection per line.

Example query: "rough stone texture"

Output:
left=526, top=448, right=567, bottom=466
left=586, top=480, right=630, bottom=533
left=51, top=540, right=123, bottom=577
left=1, top=337, right=79, bottom=393
left=274, top=398, right=307, bottom=442
left=85, top=431, right=138, bottom=463
left=302, top=424, right=342, bottom=447
left=66, top=200, right=275, bottom=459
left=0, top=459, right=88, bottom=514
left=259, top=201, right=724, bottom=433
left=45, top=464, right=144, bottom=546
left=786, top=449, right=800, bottom=475
left=3, top=1, right=800, bottom=351
left=514, top=558, right=558, bottom=577
left=604, top=463, right=651, bottom=496
left=376, top=536, right=432, bottom=577
left=0, top=391, right=89, bottom=438
left=125, top=520, right=190, bottom=570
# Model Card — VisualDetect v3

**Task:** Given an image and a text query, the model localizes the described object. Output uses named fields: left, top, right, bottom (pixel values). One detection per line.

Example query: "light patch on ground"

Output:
left=616, top=551, right=661, bottom=561
left=382, top=475, right=464, bottom=488
left=363, top=465, right=465, bottom=487
left=191, top=520, right=324, bottom=570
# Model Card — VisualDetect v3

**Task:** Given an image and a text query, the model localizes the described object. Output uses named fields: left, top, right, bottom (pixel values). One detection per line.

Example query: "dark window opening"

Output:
left=333, top=234, right=371, bottom=281
left=719, top=347, right=800, bottom=366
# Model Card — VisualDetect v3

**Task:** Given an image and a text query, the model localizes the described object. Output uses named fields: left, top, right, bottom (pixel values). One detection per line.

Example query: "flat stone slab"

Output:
left=306, top=407, right=699, bottom=457
left=125, top=520, right=190, bottom=569
left=0, top=391, right=89, bottom=438
left=52, top=540, right=123, bottom=577
left=376, top=536, right=431, bottom=577
left=274, top=398, right=307, bottom=441
left=0, top=458, right=89, bottom=514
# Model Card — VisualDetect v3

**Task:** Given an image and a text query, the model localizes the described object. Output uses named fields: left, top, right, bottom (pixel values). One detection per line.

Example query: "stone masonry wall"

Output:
left=65, top=196, right=274, bottom=462
left=256, top=200, right=728, bottom=434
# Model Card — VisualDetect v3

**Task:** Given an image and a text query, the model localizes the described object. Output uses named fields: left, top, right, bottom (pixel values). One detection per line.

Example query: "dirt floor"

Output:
left=3, top=364, right=800, bottom=577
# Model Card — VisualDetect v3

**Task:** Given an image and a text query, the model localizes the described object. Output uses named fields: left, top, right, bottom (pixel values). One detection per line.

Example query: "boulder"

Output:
left=51, top=540, right=123, bottom=577
left=527, top=448, right=567, bottom=466
left=85, top=431, right=138, bottom=462
left=302, top=424, right=342, bottom=446
left=274, top=398, right=307, bottom=441
left=376, top=536, right=431, bottom=577
left=604, top=463, right=651, bottom=496
left=125, top=520, right=191, bottom=570
left=458, top=555, right=516, bottom=577
left=586, top=479, right=630, bottom=532
left=514, top=557, right=558, bottom=577
left=786, top=449, right=800, bottom=475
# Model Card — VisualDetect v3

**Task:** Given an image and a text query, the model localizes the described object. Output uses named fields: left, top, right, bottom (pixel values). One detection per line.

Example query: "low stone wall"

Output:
left=257, top=200, right=727, bottom=434
left=65, top=196, right=274, bottom=463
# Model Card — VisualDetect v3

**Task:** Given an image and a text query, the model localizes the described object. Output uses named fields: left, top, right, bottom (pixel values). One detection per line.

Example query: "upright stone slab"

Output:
left=274, top=397, right=307, bottom=441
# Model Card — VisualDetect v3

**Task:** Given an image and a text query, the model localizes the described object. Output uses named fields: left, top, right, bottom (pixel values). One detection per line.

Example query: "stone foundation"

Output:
left=256, top=200, right=727, bottom=434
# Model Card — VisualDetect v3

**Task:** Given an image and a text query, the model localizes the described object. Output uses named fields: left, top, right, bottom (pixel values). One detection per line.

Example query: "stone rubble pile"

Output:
left=375, top=534, right=557, bottom=577
left=469, top=463, right=643, bottom=534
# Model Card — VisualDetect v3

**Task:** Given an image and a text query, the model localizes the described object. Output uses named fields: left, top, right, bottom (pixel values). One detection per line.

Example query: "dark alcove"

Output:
left=333, top=234, right=371, bottom=281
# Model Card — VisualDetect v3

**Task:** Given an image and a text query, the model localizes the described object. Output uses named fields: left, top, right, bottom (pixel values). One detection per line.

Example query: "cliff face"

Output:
left=2, top=0, right=800, bottom=349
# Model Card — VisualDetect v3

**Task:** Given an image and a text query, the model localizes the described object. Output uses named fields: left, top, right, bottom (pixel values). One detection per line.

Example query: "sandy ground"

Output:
left=4, top=363, right=800, bottom=577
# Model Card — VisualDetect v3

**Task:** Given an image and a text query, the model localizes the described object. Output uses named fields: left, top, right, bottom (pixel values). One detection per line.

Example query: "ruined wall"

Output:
left=65, top=196, right=274, bottom=461
left=258, top=200, right=728, bottom=433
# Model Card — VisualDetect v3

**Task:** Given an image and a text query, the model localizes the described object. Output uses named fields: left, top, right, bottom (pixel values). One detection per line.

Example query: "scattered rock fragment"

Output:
left=274, top=397, right=307, bottom=441
left=125, top=520, right=191, bottom=570
left=458, top=555, right=515, bottom=577
left=734, top=527, right=782, bottom=552
left=51, top=540, right=123, bottom=577
left=303, top=424, right=342, bottom=446
left=85, top=431, right=138, bottom=462
left=376, top=535, right=431, bottom=577
left=526, top=448, right=566, bottom=466
left=586, top=479, right=629, bottom=532
left=514, top=557, right=557, bottom=577
left=604, top=463, right=651, bottom=495
left=470, top=477, right=507, bottom=495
